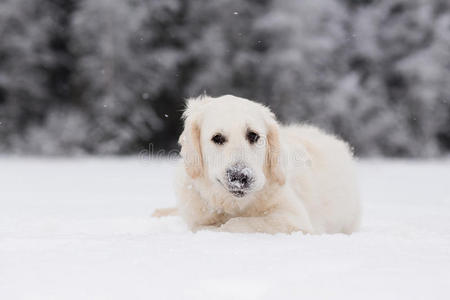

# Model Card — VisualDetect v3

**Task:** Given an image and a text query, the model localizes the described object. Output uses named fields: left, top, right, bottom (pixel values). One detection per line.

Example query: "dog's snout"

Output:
left=226, top=163, right=254, bottom=190
left=228, top=170, right=249, bottom=186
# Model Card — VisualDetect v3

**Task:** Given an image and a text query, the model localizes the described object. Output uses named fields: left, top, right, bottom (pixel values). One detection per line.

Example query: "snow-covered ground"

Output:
left=1, top=158, right=449, bottom=300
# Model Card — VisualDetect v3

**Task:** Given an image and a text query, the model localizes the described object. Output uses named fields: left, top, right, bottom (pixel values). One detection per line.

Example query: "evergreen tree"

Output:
left=0, top=0, right=449, bottom=156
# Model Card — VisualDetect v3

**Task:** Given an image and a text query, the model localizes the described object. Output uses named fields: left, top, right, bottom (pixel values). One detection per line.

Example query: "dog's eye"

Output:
left=211, top=134, right=226, bottom=145
left=247, top=131, right=260, bottom=144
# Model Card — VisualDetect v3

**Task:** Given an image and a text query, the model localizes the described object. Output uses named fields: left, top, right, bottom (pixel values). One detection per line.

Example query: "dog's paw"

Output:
left=151, top=207, right=178, bottom=218
left=219, top=218, right=257, bottom=233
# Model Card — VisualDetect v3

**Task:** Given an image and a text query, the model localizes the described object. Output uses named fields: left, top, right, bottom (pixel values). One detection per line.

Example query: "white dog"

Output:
left=153, top=95, right=360, bottom=234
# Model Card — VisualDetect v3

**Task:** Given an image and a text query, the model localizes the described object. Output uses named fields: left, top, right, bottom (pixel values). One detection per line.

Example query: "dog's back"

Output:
left=281, top=124, right=361, bottom=234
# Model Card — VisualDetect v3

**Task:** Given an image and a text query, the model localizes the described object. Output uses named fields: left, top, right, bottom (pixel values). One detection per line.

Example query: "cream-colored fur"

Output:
left=154, top=95, right=360, bottom=234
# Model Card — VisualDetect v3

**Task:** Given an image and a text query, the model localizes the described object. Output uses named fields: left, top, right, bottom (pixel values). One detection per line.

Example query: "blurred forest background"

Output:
left=0, top=0, right=449, bottom=157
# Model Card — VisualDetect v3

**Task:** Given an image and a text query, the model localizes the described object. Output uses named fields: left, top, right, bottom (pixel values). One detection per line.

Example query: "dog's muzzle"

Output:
left=224, top=162, right=255, bottom=197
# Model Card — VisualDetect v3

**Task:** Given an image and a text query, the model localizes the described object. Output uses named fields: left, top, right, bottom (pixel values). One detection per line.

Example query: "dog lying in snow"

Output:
left=153, top=95, right=360, bottom=234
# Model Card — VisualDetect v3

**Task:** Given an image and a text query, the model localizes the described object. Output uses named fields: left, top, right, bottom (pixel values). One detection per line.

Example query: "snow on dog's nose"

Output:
left=225, top=162, right=254, bottom=197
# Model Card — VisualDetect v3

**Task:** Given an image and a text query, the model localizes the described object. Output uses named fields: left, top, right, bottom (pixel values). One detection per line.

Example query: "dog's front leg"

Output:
left=219, top=206, right=314, bottom=234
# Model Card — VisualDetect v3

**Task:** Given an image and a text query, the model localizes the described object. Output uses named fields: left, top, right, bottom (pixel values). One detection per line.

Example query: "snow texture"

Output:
left=1, top=158, right=449, bottom=299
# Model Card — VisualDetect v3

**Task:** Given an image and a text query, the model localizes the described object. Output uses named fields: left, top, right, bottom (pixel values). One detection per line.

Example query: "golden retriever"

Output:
left=153, top=95, right=360, bottom=234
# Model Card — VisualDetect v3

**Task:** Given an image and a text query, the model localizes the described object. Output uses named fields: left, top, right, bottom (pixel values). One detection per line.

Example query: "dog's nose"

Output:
left=226, top=163, right=253, bottom=190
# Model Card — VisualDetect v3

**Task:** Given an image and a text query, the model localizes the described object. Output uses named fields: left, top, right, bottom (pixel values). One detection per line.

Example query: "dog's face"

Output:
left=179, top=95, right=285, bottom=199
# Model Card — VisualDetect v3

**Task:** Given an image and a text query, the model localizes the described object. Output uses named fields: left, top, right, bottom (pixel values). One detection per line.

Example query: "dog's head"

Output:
left=179, top=95, right=285, bottom=199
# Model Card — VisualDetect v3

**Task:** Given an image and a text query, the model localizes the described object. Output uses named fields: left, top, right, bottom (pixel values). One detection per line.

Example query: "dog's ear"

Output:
left=264, top=111, right=286, bottom=186
left=179, top=96, right=208, bottom=178
left=179, top=120, right=202, bottom=178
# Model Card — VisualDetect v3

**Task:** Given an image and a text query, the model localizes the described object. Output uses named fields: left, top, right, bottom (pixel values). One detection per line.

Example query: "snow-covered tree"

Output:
left=182, top=0, right=271, bottom=99
left=0, top=0, right=53, bottom=149
left=348, top=0, right=450, bottom=156
left=71, top=0, right=204, bottom=153
left=0, top=0, right=449, bottom=156
left=0, top=0, right=82, bottom=154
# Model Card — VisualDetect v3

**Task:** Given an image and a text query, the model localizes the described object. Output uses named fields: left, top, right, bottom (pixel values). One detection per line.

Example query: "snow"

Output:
left=1, top=158, right=449, bottom=300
